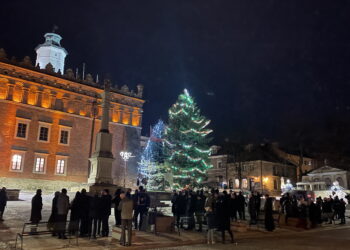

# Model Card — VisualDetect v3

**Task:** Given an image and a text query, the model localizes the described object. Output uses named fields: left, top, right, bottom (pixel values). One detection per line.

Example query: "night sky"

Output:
left=2, top=0, right=350, bottom=151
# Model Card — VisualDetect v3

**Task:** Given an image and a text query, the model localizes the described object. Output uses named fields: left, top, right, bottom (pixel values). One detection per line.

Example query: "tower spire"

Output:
left=35, top=31, right=68, bottom=73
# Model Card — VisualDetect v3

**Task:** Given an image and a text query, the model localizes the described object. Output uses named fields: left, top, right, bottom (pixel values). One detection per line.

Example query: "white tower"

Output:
left=35, top=32, right=68, bottom=73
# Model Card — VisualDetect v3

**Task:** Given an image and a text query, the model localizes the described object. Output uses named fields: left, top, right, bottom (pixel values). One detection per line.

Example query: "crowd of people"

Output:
left=30, top=186, right=148, bottom=246
left=171, top=189, right=275, bottom=244
left=280, top=193, right=347, bottom=227
left=0, top=185, right=349, bottom=247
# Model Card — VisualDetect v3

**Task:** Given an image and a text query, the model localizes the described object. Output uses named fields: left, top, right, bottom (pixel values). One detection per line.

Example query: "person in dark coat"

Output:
left=216, top=191, right=234, bottom=243
left=309, top=199, right=318, bottom=228
left=48, top=191, right=60, bottom=236
left=171, top=190, right=178, bottom=218
left=68, top=191, right=81, bottom=235
left=133, top=186, right=150, bottom=230
left=30, top=189, right=43, bottom=234
left=113, top=189, right=122, bottom=227
left=322, top=197, right=333, bottom=224
left=185, top=190, right=196, bottom=230
left=230, top=192, right=238, bottom=221
left=237, top=191, right=246, bottom=220
left=175, top=191, right=187, bottom=228
left=88, top=192, right=101, bottom=238
left=100, top=189, right=112, bottom=237
left=264, top=194, right=275, bottom=231
left=79, top=189, right=90, bottom=237
left=194, top=190, right=205, bottom=232
left=56, top=188, right=70, bottom=239
left=0, top=187, right=8, bottom=221
left=205, top=190, right=217, bottom=244
left=254, top=192, right=261, bottom=220
left=248, top=194, right=257, bottom=225
left=339, top=198, right=346, bottom=224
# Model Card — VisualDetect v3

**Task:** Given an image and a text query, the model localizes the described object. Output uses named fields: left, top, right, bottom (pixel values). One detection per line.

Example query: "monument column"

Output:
left=88, top=80, right=116, bottom=191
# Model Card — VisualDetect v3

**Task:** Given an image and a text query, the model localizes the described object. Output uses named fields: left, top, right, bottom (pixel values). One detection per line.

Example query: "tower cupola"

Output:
left=35, top=32, right=68, bottom=73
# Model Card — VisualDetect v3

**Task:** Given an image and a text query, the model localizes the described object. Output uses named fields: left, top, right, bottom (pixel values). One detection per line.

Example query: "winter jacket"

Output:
left=57, top=193, right=70, bottom=215
left=118, top=197, right=134, bottom=220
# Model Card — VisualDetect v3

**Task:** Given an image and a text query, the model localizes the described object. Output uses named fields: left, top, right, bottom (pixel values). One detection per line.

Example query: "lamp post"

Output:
left=120, top=151, right=133, bottom=188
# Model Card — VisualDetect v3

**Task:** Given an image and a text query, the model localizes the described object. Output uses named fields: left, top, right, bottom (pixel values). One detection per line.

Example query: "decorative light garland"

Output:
left=165, top=89, right=213, bottom=189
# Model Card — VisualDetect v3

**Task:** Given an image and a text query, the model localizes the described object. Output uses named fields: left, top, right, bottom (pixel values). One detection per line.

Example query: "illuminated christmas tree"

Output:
left=165, top=89, right=212, bottom=189
left=138, top=120, right=167, bottom=191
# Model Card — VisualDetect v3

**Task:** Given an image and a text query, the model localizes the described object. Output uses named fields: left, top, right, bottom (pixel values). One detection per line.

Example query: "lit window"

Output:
left=235, top=179, right=240, bottom=188
left=34, top=157, right=45, bottom=173
left=11, top=154, right=22, bottom=170
left=56, top=159, right=66, bottom=175
left=242, top=178, right=248, bottom=189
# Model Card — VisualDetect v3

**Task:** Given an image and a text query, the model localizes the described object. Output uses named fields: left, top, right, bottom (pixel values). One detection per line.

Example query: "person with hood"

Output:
left=30, top=189, right=43, bottom=234
left=0, top=187, right=8, bottom=222
left=56, top=188, right=70, bottom=239
left=118, top=191, right=134, bottom=246
left=48, top=191, right=60, bottom=236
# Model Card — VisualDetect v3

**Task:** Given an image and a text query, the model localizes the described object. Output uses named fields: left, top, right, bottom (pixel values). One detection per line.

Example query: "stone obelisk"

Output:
left=88, top=80, right=116, bottom=193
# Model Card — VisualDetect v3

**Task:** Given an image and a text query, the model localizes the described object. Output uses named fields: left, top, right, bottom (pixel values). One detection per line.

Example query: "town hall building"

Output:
left=0, top=32, right=145, bottom=191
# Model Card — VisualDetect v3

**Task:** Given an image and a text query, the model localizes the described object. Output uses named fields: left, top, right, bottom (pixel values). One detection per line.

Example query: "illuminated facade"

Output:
left=0, top=33, right=145, bottom=191
left=207, top=144, right=297, bottom=195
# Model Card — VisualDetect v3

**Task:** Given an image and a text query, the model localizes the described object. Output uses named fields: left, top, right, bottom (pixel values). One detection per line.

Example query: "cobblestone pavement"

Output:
left=158, top=226, right=350, bottom=250
left=1, top=192, right=350, bottom=250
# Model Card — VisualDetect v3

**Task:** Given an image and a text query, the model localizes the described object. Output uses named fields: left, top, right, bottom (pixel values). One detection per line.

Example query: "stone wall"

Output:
left=0, top=177, right=88, bottom=192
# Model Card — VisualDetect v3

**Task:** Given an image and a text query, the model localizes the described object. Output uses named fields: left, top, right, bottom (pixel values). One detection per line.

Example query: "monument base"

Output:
left=87, top=183, right=121, bottom=195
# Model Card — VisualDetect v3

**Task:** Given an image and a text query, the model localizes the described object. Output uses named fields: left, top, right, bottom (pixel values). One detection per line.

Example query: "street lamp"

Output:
left=120, top=151, right=133, bottom=188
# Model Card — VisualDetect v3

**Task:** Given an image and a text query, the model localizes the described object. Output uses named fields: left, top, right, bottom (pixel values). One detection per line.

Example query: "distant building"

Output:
left=271, top=142, right=318, bottom=180
left=297, top=165, right=350, bottom=191
left=0, top=31, right=145, bottom=191
left=207, top=144, right=297, bottom=196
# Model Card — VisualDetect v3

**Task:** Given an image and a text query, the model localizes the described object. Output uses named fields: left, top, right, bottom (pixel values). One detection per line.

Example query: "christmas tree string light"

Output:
left=165, top=89, right=212, bottom=189
left=138, top=120, right=167, bottom=191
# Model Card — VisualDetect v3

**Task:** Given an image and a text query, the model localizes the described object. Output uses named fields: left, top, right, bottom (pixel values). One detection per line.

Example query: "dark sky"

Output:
left=1, top=0, right=350, bottom=147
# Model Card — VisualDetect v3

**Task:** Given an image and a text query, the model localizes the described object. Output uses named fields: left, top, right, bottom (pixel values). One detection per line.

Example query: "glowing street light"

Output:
left=120, top=151, right=133, bottom=188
